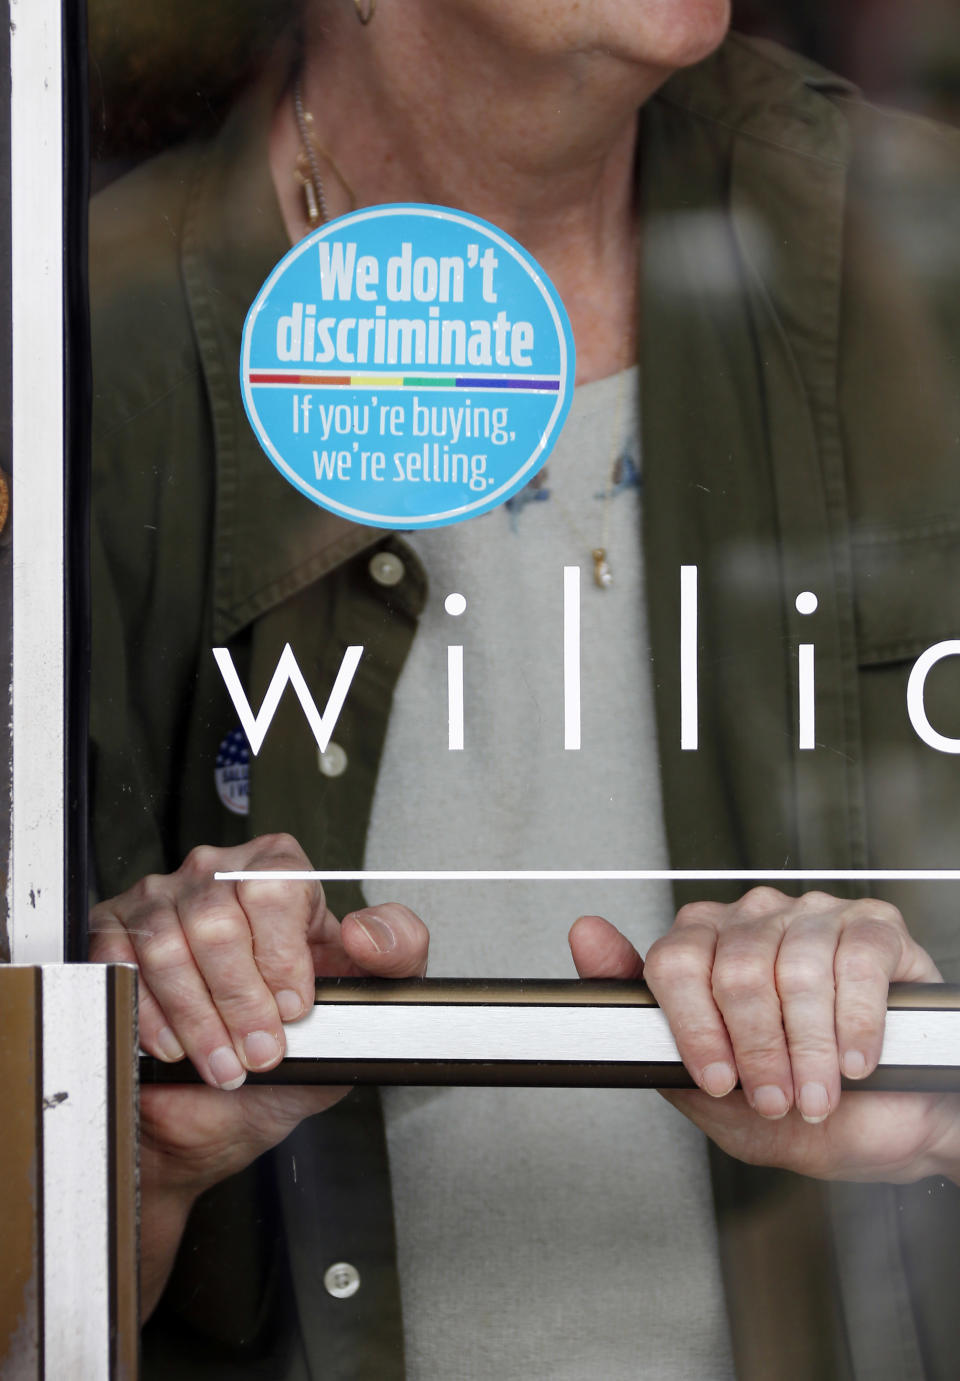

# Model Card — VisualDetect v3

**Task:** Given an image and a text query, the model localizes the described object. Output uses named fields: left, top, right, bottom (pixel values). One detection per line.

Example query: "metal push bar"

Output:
left=140, top=978, right=960, bottom=1091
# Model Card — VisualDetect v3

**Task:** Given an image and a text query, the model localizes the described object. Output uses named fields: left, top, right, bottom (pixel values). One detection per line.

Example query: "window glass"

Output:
left=87, top=4, right=960, bottom=1376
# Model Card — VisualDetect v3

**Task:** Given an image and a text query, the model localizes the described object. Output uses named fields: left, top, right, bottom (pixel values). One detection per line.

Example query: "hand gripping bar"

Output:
left=140, top=979, right=960, bottom=1090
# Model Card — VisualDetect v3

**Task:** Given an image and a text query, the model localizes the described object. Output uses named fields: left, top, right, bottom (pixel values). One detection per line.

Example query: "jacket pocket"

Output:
left=853, top=519, right=960, bottom=665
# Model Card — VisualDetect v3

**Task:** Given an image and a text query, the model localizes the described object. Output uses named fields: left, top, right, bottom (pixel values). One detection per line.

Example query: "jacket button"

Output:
left=368, top=551, right=405, bottom=587
left=323, top=1262, right=361, bottom=1299
left=318, top=742, right=348, bottom=777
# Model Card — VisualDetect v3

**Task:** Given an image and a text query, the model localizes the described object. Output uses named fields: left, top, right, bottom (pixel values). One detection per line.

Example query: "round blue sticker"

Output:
left=240, top=204, right=575, bottom=529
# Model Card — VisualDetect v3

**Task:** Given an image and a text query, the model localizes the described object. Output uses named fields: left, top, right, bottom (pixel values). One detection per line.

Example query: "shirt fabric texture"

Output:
left=369, top=368, right=734, bottom=1378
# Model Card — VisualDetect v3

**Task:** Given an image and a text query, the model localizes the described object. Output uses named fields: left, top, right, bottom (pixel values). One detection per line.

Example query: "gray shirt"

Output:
left=366, top=370, right=734, bottom=1380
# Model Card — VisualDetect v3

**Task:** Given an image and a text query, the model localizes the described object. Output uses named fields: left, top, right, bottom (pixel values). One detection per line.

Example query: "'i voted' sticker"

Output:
left=240, top=204, right=575, bottom=529
left=215, top=728, right=250, bottom=816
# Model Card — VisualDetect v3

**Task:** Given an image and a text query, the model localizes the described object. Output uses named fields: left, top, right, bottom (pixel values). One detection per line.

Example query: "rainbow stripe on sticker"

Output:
left=248, top=372, right=561, bottom=392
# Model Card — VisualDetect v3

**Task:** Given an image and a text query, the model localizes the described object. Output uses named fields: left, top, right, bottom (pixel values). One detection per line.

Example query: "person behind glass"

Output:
left=88, top=0, right=960, bottom=1375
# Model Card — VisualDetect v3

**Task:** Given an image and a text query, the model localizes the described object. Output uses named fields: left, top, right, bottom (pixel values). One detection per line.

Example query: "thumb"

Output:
left=340, top=903, right=430, bottom=978
left=569, top=914, right=645, bottom=980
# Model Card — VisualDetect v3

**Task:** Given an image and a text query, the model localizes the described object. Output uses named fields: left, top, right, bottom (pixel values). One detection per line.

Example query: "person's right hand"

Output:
left=89, top=833, right=428, bottom=1313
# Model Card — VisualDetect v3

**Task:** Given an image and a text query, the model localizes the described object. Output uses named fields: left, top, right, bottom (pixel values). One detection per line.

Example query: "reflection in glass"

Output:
left=87, top=4, right=960, bottom=1377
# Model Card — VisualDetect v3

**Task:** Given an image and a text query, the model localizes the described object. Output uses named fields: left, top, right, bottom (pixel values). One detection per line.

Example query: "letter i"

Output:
left=564, top=566, right=580, bottom=750
left=303, top=306, right=317, bottom=361
left=796, top=591, right=818, bottom=750
left=445, top=593, right=467, bottom=750
left=680, top=565, right=698, bottom=750
left=293, top=393, right=299, bottom=433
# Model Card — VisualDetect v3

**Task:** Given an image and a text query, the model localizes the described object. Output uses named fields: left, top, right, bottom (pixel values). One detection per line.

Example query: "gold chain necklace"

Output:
left=293, top=78, right=357, bottom=230
left=518, top=370, right=635, bottom=589
left=529, top=460, right=620, bottom=590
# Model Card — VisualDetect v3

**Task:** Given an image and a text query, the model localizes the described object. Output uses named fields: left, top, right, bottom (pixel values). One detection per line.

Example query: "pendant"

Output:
left=592, top=547, right=612, bottom=589
left=303, top=177, right=321, bottom=229
left=297, top=161, right=322, bottom=229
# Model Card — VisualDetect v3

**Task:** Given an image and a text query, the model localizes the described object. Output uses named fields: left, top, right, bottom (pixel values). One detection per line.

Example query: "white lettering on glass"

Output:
left=680, top=565, right=698, bottom=751
left=212, top=643, right=363, bottom=756
left=907, top=641, right=960, bottom=754
left=563, top=565, right=581, bottom=751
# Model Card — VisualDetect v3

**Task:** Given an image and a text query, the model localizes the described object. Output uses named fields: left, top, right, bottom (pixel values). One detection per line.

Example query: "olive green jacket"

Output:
left=90, top=32, right=960, bottom=1381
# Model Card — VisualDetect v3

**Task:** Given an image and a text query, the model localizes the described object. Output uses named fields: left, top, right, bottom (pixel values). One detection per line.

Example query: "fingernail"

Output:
left=354, top=914, right=397, bottom=954
left=701, top=1062, right=737, bottom=1098
left=753, top=1085, right=789, bottom=1119
left=242, top=1029, right=282, bottom=1071
left=842, top=1050, right=867, bottom=1079
left=209, top=1045, right=246, bottom=1090
left=799, top=1082, right=830, bottom=1124
left=155, top=1025, right=185, bottom=1062
left=276, top=989, right=304, bottom=1022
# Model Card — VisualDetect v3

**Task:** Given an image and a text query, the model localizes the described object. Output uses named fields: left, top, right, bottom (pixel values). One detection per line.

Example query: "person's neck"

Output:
left=270, top=8, right=672, bottom=382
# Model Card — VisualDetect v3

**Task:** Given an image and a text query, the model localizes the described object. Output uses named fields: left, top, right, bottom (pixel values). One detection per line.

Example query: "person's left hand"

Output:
left=569, top=887, right=960, bottom=1183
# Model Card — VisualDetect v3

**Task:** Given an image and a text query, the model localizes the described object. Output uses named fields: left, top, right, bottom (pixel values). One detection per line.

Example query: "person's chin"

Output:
left=630, top=0, right=732, bottom=74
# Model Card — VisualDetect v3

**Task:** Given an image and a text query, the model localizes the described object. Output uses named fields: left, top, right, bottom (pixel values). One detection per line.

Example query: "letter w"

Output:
left=212, top=643, right=363, bottom=755
left=317, top=241, right=357, bottom=299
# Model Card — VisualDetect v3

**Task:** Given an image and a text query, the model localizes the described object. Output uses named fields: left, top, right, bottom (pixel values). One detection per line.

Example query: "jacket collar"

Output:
left=181, top=48, right=383, bottom=644
left=638, top=29, right=864, bottom=887
left=639, top=39, right=929, bottom=1381
left=658, top=32, right=857, bottom=157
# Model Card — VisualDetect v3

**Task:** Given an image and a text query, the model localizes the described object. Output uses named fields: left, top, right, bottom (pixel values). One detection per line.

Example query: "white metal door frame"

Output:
left=9, top=0, right=66, bottom=964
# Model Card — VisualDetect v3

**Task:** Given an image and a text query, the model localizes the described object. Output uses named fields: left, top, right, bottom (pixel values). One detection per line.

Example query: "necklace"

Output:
left=293, top=78, right=357, bottom=230
left=525, top=461, right=620, bottom=589
left=593, top=549, right=613, bottom=589
left=509, top=370, right=636, bottom=589
left=591, top=458, right=615, bottom=590
left=589, top=366, right=636, bottom=591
